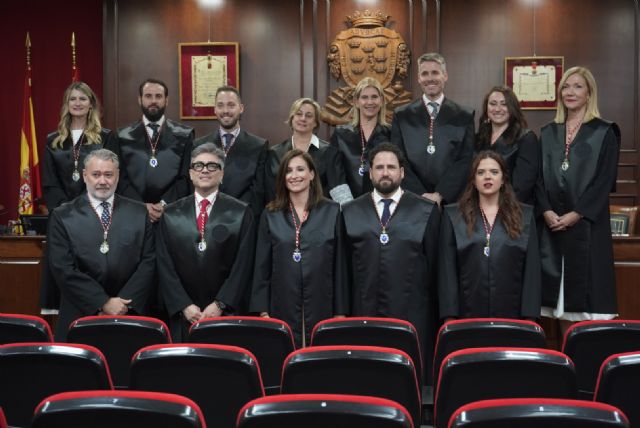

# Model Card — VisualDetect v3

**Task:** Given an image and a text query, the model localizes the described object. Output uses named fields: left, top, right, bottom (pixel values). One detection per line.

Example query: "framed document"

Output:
left=504, top=56, right=564, bottom=110
left=178, top=42, right=240, bottom=120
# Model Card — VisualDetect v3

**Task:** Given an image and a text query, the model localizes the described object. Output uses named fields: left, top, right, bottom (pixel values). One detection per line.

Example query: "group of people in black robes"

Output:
left=41, top=52, right=620, bottom=383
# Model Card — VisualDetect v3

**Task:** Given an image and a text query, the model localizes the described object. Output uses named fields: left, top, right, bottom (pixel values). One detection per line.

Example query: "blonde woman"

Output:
left=265, top=97, right=352, bottom=204
left=330, top=77, right=391, bottom=197
left=536, top=66, right=621, bottom=336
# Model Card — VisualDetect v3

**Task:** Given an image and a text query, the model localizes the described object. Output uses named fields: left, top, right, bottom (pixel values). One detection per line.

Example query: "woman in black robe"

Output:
left=251, top=149, right=348, bottom=348
left=265, top=98, right=352, bottom=205
left=40, top=81, right=117, bottom=311
left=475, top=85, right=538, bottom=204
left=330, top=77, right=391, bottom=197
left=439, top=151, right=541, bottom=319
left=536, top=66, right=620, bottom=337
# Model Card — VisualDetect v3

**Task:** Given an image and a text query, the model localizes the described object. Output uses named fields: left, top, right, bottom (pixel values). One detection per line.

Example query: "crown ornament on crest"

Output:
left=346, top=10, right=390, bottom=27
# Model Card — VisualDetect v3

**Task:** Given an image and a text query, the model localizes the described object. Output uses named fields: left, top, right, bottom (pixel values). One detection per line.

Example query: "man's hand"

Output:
left=146, top=202, right=165, bottom=223
left=101, top=297, right=132, bottom=315
left=182, top=304, right=203, bottom=324
left=202, top=301, right=223, bottom=319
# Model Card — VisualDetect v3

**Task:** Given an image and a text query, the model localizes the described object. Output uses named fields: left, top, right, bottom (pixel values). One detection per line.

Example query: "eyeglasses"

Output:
left=191, top=161, right=222, bottom=172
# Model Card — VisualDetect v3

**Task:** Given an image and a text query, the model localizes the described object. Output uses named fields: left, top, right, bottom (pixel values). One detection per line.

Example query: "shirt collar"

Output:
left=219, top=127, right=241, bottom=140
left=143, top=115, right=165, bottom=128
left=372, top=187, right=403, bottom=205
left=87, top=193, right=115, bottom=211
left=195, top=190, right=218, bottom=207
left=422, top=93, right=444, bottom=107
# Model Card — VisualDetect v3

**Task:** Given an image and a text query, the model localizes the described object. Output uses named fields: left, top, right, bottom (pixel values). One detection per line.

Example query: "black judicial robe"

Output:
left=265, top=138, right=349, bottom=203
left=195, top=129, right=268, bottom=219
left=48, top=194, right=155, bottom=341
left=391, top=98, right=475, bottom=203
left=536, top=119, right=620, bottom=313
left=342, top=191, right=440, bottom=382
left=249, top=199, right=348, bottom=348
left=157, top=193, right=255, bottom=341
left=330, top=123, right=391, bottom=197
left=40, top=128, right=118, bottom=310
left=476, top=129, right=539, bottom=204
left=438, top=204, right=541, bottom=319
left=115, top=119, right=194, bottom=203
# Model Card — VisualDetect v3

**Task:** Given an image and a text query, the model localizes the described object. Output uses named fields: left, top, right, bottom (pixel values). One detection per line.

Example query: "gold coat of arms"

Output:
left=323, top=10, right=412, bottom=125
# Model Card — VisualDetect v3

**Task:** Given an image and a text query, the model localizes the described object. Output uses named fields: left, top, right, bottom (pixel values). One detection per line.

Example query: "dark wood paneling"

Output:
left=0, top=237, right=44, bottom=316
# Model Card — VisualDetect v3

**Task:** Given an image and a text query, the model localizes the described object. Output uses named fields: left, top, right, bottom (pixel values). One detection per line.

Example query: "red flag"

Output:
left=18, top=33, right=42, bottom=215
left=71, top=32, right=80, bottom=82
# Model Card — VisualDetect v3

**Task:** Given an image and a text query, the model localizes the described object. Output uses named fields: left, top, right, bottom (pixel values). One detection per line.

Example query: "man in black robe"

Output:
left=48, top=149, right=155, bottom=341
left=157, top=143, right=255, bottom=341
left=342, top=142, right=440, bottom=383
left=195, top=86, right=268, bottom=220
left=391, top=52, right=475, bottom=205
left=115, top=78, right=194, bottom=223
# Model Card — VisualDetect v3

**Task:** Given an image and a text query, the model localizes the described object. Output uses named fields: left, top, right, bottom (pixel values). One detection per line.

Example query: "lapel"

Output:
left=436, top=98, right=455, bottom=126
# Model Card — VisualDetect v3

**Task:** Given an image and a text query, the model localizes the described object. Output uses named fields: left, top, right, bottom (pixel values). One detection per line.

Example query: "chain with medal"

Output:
left=423, top=99, right=437, bottom=155
left=71, top=133, right=84, bottom=182
left=357, top=125, right=369, bottom=176
left=290, top=202, right=308, bottom=263
left=197, top=199, right=211, bottom=252
left=561, top=117, right=583, bottom=171
left=479, top=206, right=499, bottom=257
left=147, top=123, right=162, bottom=168
left=91, top=201, right=113, bottom=254
left=372, top=194, right=398, bottom=245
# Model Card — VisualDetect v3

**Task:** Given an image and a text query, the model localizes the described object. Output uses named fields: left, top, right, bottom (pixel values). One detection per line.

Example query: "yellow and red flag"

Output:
left=18, top=32, right=42, bottom=215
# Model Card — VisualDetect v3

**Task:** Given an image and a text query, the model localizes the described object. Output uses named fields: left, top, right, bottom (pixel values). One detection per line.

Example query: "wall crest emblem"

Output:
left=323, top=10, right=412, bottom=125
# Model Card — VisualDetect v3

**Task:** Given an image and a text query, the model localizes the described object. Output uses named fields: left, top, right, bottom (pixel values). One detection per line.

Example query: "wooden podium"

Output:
left=0, top=236, right=45, bottom=315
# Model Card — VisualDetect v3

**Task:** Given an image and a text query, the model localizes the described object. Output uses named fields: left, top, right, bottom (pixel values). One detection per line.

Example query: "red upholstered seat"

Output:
left=0, top=313, right=53, bottom=344
left=237, top=393, right=413, bottom=428
left=188, top=316, right=294, bottom=393
left=0, top=342, right=113, bottom=427
left=448, top=398, right=628, bottom=428
left=595, top=351, right=640, bottom=427
left=562, top=320, right=640, bottom=397
left=434, top=347, right=577, bottom=428
left=32, top=390, right=206, bottom=428
left=130, top=343, right=264, bottom=428
left=281, top=345, right=421, bottom=426
left=67, top=315, right=171, bottom=388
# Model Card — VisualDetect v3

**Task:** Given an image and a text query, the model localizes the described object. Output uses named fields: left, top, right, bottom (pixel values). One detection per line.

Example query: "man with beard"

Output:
left=391, top=52, right=475, bottom=205
left=342, top=142, right=440, bottom=384
left=157, top=143, right=255, bottom=341
left=195, top=86, right=268, bottom=219
left=116, top=78, right=194, bottom=222
left=47, top=149, right=155, bottom=340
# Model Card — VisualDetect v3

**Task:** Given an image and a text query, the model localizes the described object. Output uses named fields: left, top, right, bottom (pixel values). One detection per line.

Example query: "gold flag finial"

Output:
left=71, top=32, right=77, bottom=70
left=25, top=32, right=32, bottom=71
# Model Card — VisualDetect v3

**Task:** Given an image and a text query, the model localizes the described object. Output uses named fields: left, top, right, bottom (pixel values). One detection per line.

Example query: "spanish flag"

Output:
left=18, top=32, right=41, bottom=215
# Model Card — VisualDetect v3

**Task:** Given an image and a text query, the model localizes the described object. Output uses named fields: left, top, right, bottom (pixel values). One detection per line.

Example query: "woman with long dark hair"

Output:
left=475, top=85, right=538, bottom=203
left=537, top=66, right=620, bottom=337
left=251, top=149, right=348, bottom=347
left=439, top=151, right=540, bottom=319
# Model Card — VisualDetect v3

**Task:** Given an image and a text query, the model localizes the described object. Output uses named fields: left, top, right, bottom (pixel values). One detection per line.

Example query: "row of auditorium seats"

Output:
left=0, top=314, right=639, bottom=427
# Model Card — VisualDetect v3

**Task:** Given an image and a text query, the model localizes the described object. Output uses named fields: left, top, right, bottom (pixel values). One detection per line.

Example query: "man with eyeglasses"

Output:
left=156, top=143, right=256, bottom=341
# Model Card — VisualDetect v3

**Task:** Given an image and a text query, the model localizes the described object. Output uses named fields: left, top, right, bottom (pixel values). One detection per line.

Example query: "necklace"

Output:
left=479, top=206, right=499, bottom=257
left=289, top=202, right=308, bottom=263
left=90, top=200, right=114, bottom=254
left=358, top=125, right=369, bottom=176
left=422, top=98, right=436, bottom=155
left=147, top=123, right=163, bottom=167
left=71, top=133, right=84, bottom=182
left=562, top=116, right=583, bottom=171
left=371, top=193, right=401, bottom=245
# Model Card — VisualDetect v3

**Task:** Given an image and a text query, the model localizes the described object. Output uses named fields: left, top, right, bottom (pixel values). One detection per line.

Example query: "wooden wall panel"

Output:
left=101, top=0, right=639, bottom=204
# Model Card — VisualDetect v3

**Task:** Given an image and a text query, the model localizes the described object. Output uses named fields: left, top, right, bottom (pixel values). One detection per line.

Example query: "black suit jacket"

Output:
left=391, top=97, right=475, bottom=203
left=195, top=129, right=268, bottom=219
left=48, top=194, right=155, bottom=340
left=115, top=119, right=194, bottom=203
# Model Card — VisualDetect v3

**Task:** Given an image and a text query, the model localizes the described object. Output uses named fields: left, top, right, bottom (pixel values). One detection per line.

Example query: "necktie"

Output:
left=223, top=133, right=234, bottom=150
left=100, top=201, right=111, bottom=228
left=381, top=199, right=392, bottom=225
left=198, top=199, right=210, bottom=235
left=428, top=102, right=439, bottom=118
left=148, top=123, right=159, bottom=141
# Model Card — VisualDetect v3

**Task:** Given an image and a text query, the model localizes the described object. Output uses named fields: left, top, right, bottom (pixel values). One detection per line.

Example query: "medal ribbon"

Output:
left=479, top=206, right=498, bottom=251
left=289, top=202, right=308, bottom=253
left=147, top=122, right=163, bottom=158
left=359, top=125, right=367, bottom=172
left=71, top=133, right=85, bottom=169
left=423, top=98, right=437, bottom=147
left=563, top=117, right=583, bottom=167
left=91, top=200, right=114, bottom=246
left=371, top=194, right=397, bottom=234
